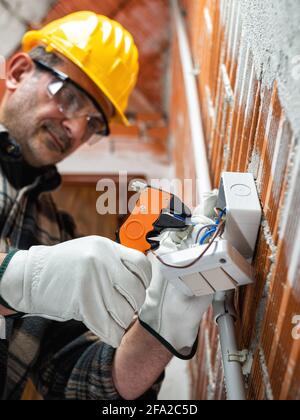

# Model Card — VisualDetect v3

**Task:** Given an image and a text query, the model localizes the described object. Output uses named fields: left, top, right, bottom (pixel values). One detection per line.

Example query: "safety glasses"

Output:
left=33, top=59, right=110, bottom=145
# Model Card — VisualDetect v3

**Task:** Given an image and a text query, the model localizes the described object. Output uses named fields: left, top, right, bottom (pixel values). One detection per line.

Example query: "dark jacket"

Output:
left=0, top=125, right=160, bottom=400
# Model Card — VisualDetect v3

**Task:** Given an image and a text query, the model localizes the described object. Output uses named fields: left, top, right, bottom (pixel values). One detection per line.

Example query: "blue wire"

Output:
left=171, top=214, right=197, bottom=225
left=199, top=208, right=227, bottom=244
left=218, top=208, right=227, bottom=219
left=215, top=208, right=227, bottom=225
left=172, top=214, right=187, bottom=222
left=199, top=227, right=217, bottom=245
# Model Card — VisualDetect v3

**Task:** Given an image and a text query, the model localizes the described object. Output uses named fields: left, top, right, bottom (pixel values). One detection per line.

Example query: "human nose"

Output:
left=61, top=117, right=87, bottom=145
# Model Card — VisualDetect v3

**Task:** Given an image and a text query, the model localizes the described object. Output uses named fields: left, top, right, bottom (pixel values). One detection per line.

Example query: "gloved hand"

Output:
left=139, top=190, right=218, bottom=359
left=0, top=236, right=151, bottom=348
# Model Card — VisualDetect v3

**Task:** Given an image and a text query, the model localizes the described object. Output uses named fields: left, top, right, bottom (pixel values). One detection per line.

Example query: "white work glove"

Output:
left=139, top=190, right=218, bottom=359
left=0, top=236, right=151, bottom=348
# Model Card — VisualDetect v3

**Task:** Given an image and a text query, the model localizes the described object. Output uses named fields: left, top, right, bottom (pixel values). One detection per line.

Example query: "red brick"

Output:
left=172, top=0, right=299, bottom=400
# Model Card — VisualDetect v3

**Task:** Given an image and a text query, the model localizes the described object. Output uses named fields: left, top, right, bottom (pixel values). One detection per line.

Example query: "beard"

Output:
left=1, top=87, right=73, bottom=167
left=1, top=87, right=40, bottom=148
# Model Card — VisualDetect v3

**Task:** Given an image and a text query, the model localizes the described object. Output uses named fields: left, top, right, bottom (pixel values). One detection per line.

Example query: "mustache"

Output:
left=42, top=121, right=72, bottom=153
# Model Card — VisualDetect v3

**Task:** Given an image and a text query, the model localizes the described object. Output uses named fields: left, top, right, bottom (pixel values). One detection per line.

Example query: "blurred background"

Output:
left=1, top=0, right=300, bottom=401
left=0, top=0, right=173, bottom=241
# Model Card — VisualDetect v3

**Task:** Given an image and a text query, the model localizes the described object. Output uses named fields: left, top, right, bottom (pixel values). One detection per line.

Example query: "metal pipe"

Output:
left=172, top=0, right=246, bottom=400
left=172, top=0, right=212, bottom=197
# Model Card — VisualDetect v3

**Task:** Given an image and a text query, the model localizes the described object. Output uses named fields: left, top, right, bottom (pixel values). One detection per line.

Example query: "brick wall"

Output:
left=170, top=0, right=300, bottom=400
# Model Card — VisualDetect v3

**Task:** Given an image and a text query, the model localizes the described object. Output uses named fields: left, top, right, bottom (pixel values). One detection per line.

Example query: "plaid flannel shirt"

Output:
left=0, top=125, right=160, bottom=400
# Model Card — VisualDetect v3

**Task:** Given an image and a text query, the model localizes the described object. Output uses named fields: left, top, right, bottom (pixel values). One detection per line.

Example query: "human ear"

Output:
left=5, top=53, right=35, bottom=92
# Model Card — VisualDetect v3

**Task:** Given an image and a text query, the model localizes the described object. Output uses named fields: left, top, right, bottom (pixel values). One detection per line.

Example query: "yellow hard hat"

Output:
left=22, top=11, right=139, bottom=125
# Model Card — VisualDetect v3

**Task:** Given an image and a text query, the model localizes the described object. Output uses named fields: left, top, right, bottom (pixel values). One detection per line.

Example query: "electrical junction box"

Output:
left=155, top=240, right=254, bottom=297
left=217, top=172, right=262, bottom=261
left=154, top=172, right=261, bottom=297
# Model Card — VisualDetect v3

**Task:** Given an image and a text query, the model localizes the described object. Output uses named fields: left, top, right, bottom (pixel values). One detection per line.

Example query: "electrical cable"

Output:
left=199, top=227, right=217, bottom=245
left=153, top=220, right=225, bottom=269
left=196, top=208, right=227, bottom=245
left=195, top=224, right=217, bottom=244
left=215, top=207, right=226, bottom=220
left=170, top=214, right=196, bottom=225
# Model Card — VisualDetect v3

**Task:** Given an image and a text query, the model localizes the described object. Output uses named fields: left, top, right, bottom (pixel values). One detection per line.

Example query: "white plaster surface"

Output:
left=241, top=0, right=300, bottom=139
left=57, top=138, right=173, bottom=181
left=240, top=1, right=300, bottom=293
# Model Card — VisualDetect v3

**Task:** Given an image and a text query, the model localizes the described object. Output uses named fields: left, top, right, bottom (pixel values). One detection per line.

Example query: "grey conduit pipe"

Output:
left=172, top=0, right=246, bottom=400
left=213, top=292, right=246, bottom=400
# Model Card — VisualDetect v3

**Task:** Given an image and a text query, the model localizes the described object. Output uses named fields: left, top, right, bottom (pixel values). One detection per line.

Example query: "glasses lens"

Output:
left=85, top=115, right=107, bottom=139
left=48, top=80, right=110, bottom=142
left=48, top=80, right=65, bottom=96
left=57, top=82, right=87, bottom=115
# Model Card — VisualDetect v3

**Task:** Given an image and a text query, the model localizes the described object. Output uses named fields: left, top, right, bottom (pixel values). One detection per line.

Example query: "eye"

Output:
left=58, top=83, right=88, bottom=113
left=59, top=87, right=78, bottom=106
left=87, top=116, right=106, bottom=135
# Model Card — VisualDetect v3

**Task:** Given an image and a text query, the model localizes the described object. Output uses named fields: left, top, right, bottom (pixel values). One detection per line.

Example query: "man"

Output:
left=0, top=12, right=212, bottom=400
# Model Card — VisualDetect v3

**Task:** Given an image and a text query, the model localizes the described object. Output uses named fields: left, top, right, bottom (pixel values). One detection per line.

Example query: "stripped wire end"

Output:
left=197, top=208, right=227, bottom=245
